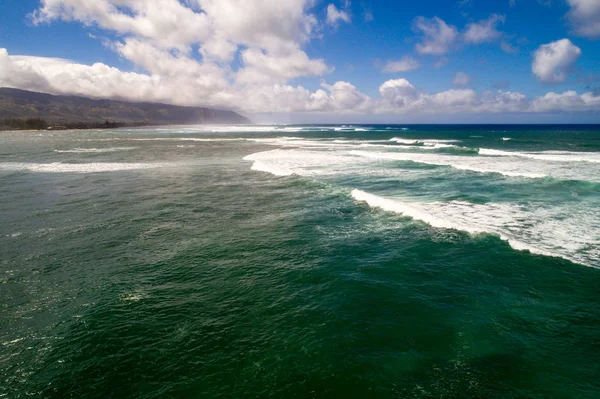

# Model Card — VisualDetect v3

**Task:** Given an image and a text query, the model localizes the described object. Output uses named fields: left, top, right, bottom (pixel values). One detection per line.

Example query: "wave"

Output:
left=243, top=149, right=373, bottom=177
left=349, top=150, right=600, bottom=181
left=349, top=150, right=548, bottom=179
left=351, top=189, right=598, bottom=268
left=0, top=162, right=167, bottom=173
left=389, top=137, right=461, bottom=146
left=436, top=146, right=479, bottom=155
left=358, top=143, right=479, bottom=155
left=127, top=138, right=246, bottom=142
left=479, top=148, right=600, bottom=164
left=54, top=147, right=137, bottom=153
left=246, top=146, right=600, bottom=182
left=248, top=137, right=364, bottom=149
left=502, top=137, right=512, bottom=141
left=334, top=127, right=370, bottom=132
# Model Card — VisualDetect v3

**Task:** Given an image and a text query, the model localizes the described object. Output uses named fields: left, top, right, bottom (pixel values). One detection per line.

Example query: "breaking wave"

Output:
left=351, top=189, right=598, bottom=268
left=0, top=162, right=168, bottom=173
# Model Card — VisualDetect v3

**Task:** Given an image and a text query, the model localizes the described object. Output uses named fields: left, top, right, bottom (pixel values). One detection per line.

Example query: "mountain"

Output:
left=0, top=88, right=251, bottom=127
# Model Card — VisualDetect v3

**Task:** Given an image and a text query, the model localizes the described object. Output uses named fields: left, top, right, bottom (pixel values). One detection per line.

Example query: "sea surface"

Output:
left=1, top=124, right=599, bottom=398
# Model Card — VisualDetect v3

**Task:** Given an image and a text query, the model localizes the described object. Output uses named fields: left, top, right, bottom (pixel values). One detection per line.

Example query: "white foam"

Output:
left=54, top=147, right=137, bottom=153
left=479, top=148, right=600, bottom=164
left=248, top=137, right=359, bottom=149
left=127, top=138, right=245, bottom=142
left=0, top=162, right=168, bottom=173
left=389, top=137, right=461, bottom=146
left=248, top=160, right=294, bottom=176
left=351, top=189, right=599, bottom=267
left=2, top=338, right=25, bottom=346
left=168, top=125, right=353, bottom=134
left=502, top=137, right=512, bottom=141
left=390, top=137, right=421, bottom=145
left=243, top=149, right=371, bottom=177
left=350, top=150, right=600, bottom=181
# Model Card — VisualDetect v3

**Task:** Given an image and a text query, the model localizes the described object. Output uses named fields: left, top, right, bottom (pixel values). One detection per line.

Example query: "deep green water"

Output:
left=1, top=125, right=599, bottom=398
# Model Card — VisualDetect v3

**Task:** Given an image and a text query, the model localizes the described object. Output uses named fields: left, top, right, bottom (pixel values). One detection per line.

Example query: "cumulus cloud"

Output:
left=30, top=0, right=213, bottom=51
left=532, top=39, right=581, bottom=83
left=236, top=46, right=331, bottom=84
left=0, top=1, right=597, bottom=117
left=566, top=0, right=600, bottom=38
left=2, top=47, right=600, bottom=115
left=464, top=14, right=505, bottom=44
left=500, top=41, right=519, bottom=54
left=452, top=72, right=471, bottom=87
left=376, top=78, right=531, bottom=114
left=382, top=56, right=420, bottom=73
left=532, top=90, right=600, bottom=112
left=413, top=16, right=458, bottom=55
left=326, top=4, right=350, bottom=27
left=30, top=0, right=321, bottom=63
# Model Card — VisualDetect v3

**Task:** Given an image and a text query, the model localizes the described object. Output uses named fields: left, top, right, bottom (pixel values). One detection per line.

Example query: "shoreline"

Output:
left=0, top=122, right=255, bottom=133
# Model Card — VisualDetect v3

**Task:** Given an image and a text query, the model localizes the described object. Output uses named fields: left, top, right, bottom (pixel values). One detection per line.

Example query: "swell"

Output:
left=243, top=149, right=598, bottom=268
left=350, top=189, right=597, bottom=268
left=54, top=147, right=138, bottom=153
left=0, top=162, right=169, bottom=173
left=478, top=148, right=600, bottom=164
left=349, top=150, right=600, bottom=182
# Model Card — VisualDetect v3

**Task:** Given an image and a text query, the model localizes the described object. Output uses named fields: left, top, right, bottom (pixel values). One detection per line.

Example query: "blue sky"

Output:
left=1, top=0, right=599, bottom=123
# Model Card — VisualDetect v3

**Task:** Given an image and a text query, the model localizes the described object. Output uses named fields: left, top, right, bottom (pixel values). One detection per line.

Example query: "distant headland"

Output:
left=0, top=88, right=251, bottom=130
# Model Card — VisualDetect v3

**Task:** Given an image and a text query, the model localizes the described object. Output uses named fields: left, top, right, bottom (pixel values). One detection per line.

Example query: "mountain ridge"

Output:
left=0, top=87, right=251, bottom=128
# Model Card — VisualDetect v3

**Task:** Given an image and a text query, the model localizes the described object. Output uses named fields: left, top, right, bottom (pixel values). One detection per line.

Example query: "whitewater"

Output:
left=243, top=130, right=600, bottom=268
left=2, top=124, right=600, bottom=399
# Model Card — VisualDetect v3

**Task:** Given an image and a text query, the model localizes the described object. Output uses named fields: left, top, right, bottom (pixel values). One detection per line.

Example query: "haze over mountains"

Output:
left=0, top=88, right=251, bottom=127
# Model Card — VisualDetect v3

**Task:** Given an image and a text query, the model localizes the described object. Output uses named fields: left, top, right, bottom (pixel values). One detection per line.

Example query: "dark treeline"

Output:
left=0, top=118, right=150, bottom=131
left=0, top=118, right=48, bottom=130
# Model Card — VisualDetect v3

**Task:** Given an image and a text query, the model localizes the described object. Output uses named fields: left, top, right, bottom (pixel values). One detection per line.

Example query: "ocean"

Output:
left=1, top=124, right=599, bottom=398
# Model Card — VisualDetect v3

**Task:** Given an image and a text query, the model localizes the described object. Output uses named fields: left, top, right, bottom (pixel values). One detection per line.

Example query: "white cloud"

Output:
left=452, top=72, right=471, bottom=87
left=382, top=56, right=420, bottom=73
left=377, top=78, right=506, bottom=114
left=566, top=0, right=600, bottom=38
left=2, top=48, right=600, bottom=115
left=532, top=39, right=581, bottom=83
left=378, top=79, right=418, bottom=107
left=322, top=81, right=372, bottom=112
left=236, top=46, right=331, bottom=84
left=434, top=57, right=449, bottom=68
left=413, top=16, right=458, bottom=55
left=0, top=2, right=596, bottom=118
left=533, top=90, right=600, bottom=112
left=30, top=0, right=321, bottom=62
left=326, top=4, right=350, bottom=27
left=500, top=41, right=519, bottom=54
left=31, top=0, right=212, bottom=50
left=464, top=14, right=505, bottom=44
left=375, top=78, right=595, bottom=115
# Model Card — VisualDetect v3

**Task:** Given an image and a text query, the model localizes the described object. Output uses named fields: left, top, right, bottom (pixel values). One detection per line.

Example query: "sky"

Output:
left=0, top=0, right=600, bottom=123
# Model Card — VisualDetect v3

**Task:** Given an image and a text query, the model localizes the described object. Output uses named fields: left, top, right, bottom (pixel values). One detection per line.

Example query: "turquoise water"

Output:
left=1, top=125, right=599, bottom=398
